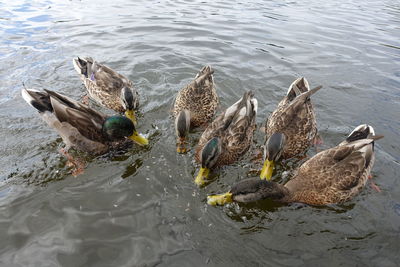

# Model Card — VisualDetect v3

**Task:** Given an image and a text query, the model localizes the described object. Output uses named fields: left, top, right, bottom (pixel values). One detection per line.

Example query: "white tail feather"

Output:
left=251, top=98, right=258, bottom=115
left=21, top=89, right=38, bottom=108
left=72, top=58, right=82, bottom=74
left=348, top=124, right=375, bottom=137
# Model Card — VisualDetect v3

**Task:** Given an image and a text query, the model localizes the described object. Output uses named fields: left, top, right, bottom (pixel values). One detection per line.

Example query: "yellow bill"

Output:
left=207, top=192, right=233, bottom=206
left=176, top=146, right=188, bottom=153
left=129, top=131, right=149, bottom=146
left=176, top=138, right=188, bottom=154
left=125, top=109, right=137, bottom=125
left=195, top=167, right=210, bottom=186
left=260, top=159, right=274, bottom=180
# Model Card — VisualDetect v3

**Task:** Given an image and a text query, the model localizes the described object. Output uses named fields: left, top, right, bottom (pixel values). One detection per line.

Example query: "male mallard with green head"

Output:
left=208, top=124, right=383, bottom=206
left=261, top=78, right=322, bottom=180
left=194, top=91, right=257, bottom=186
left=72, top=57, right=139, bottom=125
left=172, top=66, right=219, bottom=153
left=22, top=88, right=148, bottom=174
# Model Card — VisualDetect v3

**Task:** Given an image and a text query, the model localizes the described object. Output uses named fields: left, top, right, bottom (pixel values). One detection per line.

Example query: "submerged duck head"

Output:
left=260, top=132, right=286, bottom=180
left=175, top=109, right=191, bottom=153
left=103, top=116, right=148, bottom=146
left=195, top=137, right=222, bottom=186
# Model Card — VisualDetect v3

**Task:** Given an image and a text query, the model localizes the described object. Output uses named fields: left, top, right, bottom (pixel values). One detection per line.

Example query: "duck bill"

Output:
left=176, top=146, right=187, bottom=154
left=260, top=160, right=274, bottom=180
left=207, top=192, right=233, bottom=206
left=129, top=131, right=148, bottom=146
left=125, top=109, right=137, bottom=125
left=195, top=167, right=210, bottom=186
left=176, top=137, right=188, bottom=154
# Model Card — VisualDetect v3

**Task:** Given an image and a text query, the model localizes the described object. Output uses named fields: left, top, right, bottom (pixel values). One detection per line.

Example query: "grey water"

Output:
left=1, top=0, right=400, bottom=266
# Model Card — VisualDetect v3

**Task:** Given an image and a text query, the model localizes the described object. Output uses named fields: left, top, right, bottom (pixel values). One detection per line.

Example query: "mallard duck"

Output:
left=208, top=125, right=383, bottom=206
left=172, top=66, right=219, bottom=153
left=72, top=57, right=139, bottom=124
left=21, top=88, right=148, bottom=157
left=194, top=91, right=257, bottom=186
left=260, top=77, right=322, bottom=180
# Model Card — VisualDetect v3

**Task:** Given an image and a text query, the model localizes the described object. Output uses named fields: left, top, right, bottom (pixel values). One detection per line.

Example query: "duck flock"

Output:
left=21, top=57, right=383, bottom=208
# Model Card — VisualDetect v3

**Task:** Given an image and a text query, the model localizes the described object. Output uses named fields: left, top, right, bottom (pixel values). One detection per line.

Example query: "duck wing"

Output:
left=44, top=89, right=108, bottom=142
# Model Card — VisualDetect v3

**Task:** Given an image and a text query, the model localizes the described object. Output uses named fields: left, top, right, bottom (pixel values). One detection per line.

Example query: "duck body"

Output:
left=283, top=135, right=378, bottom=205
left=195, top=91, right=257, bottom=167
left=172, top=66, right=218, bottom=128
left=265, top=77, right=321, bottom=159
left=208, top=125, right=382, bottom=206
left=172, top=66, right=219, bottom=153
left=194, top=91, right=257, bottom=186
left=73, top=57, right=139, bottom=123
left=21, top=88, right=147, bottom=155
left=260, top=78, right=322, bottom=180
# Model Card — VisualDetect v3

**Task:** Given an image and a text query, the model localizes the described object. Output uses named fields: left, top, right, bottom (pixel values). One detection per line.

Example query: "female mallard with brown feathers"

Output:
left=208, top=124, right=383, bottom=206
left=72, top=57, right=139, bottom=125
left=194, top=91, right=257, bottom=186
left=22, top=88, right=148, bottom=157
left=260, top=77, right=322, bottom=180
left=172, top=66, right=219, bottom=153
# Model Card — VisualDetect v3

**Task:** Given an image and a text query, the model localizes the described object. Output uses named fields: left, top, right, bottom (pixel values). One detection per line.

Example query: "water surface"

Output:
left=1, top=0, right=400, bottom=266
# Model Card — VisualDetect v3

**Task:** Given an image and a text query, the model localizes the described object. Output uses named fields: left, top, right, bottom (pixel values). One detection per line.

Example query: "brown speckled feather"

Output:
left=172, top=66, right=219, bottom=127
left=265, top=78, right=321, bottom=159
left=195, top=91, right=257, bottom=167
left=74, top=57, right=138, bottom=113
left=224, top=126, right=382, bottom=206
left=283, top=138, right=379, bottom=205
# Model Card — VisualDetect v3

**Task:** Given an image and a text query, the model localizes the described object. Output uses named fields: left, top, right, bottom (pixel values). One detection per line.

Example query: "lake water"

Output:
left=1, top=0, right=399, bottom=266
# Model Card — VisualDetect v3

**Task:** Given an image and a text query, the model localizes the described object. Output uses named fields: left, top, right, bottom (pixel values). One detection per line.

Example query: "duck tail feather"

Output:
left=21, top=88, right=52, bottom=113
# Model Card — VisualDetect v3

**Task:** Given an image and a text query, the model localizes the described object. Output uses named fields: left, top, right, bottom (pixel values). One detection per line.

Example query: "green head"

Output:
left=260, top=133, right=286, bottom=180
left=103, top=116, right=148, bottom=146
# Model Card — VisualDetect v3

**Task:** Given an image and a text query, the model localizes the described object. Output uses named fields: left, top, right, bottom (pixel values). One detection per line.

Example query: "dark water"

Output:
left=1, top=0, right=400, bottom=266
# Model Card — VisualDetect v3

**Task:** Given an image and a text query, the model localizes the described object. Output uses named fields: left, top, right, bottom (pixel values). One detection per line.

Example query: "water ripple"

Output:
left=0, top=0, right=400, bottom=266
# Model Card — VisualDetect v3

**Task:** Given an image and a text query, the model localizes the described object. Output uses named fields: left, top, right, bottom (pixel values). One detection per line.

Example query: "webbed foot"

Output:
left=59, top=148, right=86, bottom=177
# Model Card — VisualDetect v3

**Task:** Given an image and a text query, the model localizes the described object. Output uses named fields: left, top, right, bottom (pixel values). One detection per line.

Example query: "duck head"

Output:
left=260, top=133, right=286, bottom=180
left=103, top=116, right=148, bottom=146
left=195, top=137, right=221, bottom=186
left=120, top=87, right=138, bottom=125
left=175, top=110, right=191, bottom=153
